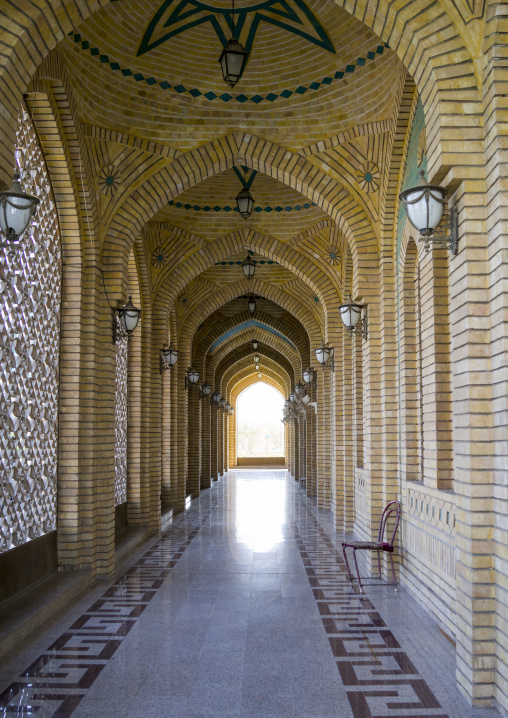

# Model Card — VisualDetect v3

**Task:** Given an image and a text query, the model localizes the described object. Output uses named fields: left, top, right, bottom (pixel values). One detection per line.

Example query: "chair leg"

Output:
left=389, top=554, right=397, bottom=592
left=352, top=548, right=363, bottom=593
left=342, top=547, right=353, bottom=582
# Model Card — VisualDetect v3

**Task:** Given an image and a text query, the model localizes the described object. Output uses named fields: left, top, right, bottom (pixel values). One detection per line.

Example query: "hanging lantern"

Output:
left=201, top=382, right=211, bottom=396
left=0, top=170, right=40, bottom=244
left=212, top=392, right=222, bottom=403
left=253, top=353, right=260, bottom=364
left=242, top=253, right=256, bottom=279
left=248, top=296, right=256, bottom=314
left=114, top=296, right=142, bottom=342
left=236, top=187, right=255, bottom=219
left=219, top=37, right=248, bottom=88
left=252, top=338, right=259, bottom=351
left=185, top=367, right=200, bottom=389
left=338, top=295, right=367, bottom=340
left=255, top=363, right=260, bottom=371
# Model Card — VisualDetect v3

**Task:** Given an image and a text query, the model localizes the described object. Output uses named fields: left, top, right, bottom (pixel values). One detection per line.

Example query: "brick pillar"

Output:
left=169, top=365, right=182, bottom=509
left=187, top=385, right=201, bottom=497
left=161, top=365, right=171, bottom=506
left=201, top=397, right=211, bottom=489
left=211, top=403, right=219, bottom=481
left=218, top=408, right=224, bottom=476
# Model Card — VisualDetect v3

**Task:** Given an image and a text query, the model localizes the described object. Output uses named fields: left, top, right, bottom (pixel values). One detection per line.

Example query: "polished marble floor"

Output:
left=0, top=470, right=501, bottom=718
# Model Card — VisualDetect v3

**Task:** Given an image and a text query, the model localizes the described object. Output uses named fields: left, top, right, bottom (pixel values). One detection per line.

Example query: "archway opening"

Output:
left=236, top=382, right=285, bottom=466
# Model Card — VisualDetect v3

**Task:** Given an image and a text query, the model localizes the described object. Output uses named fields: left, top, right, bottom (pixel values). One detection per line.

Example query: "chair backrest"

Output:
left=377, top=501, right=401, bottom=547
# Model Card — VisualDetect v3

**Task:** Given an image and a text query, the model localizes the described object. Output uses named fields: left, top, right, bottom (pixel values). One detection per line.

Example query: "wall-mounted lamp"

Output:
left=247, top=296, right=257, bottom=314
left=0, top=170, right=40, bottom=245
left=185, top=367, right=200, bottom=389
left=160, top=344, right=179, bottom=373
left=315, top=345, right=334, bottom=372
left=113, top=296, right=142, bottom=344
left=295, top=381, right=306, bottom=396
left=338, top=294, right=367, bottom=341
left=303, top=367, right=315, bottom=384
left=399, top=170, right=458, bottom=255
left=212, top=392, right=222, bottom=406
left=200, top=382, right=212, bottom=399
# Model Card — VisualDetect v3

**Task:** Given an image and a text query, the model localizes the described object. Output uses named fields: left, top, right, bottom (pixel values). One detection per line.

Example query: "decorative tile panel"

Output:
left=0, top=107, right=62, bottom=553
left=114, top=330, right=128, bottom=506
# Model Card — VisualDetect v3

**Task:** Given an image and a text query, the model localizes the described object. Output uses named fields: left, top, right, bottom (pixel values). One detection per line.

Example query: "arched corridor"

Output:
left=1, top=0, right=508, bottom=713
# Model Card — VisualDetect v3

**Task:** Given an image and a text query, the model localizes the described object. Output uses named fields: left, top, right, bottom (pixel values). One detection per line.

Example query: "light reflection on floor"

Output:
left=233, top=470, right=287, bottom=552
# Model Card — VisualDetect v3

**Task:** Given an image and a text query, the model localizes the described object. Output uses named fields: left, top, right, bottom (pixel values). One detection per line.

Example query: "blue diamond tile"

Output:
left=174, top=84, right=186, bottom=93
left=367, top=51, right=375, bottom=60
left=356, top=57, right=366, bottom=66
left=251, top=94, right=264, bottom=104
left=213, top=206, right=221, bottom=212
left=159, top=81, right=171, bottom=90
left=73, top=34, right=81, bottom=42
left=264, top=207, right=273, bottom=213
left=294, top=205, right=301, bottom=210
left=91, top=47, right=99, bottom=56
left=235, top=94, right=249, bottom=103
left=285, top=206, right=292, bottom=211
left=133, top=73, right=145, bottom=81
left=228, top=261, right=234, bottom=265
left=309, top=81, right=321, bottom=90
left=334, top=71, right=344, bottom=79
left=184, top=204, right=191, bottom=209
left=99, top=54, right=109, bottom=63
left=321, top=76, right=333, bottom=85
left=204, top=91, right=217, bottom=100
left=110, top=62, right=120, bottom=71
left=274, top=206, right=283, bottom=212
left=253, top=207, right=262, bottom=212
left=295, top=86, right=307, bottom=94
left=121, top=68, right=132, bottom=76
left=345, top=64, right=355, bottom=73
left=146, top=77, right=157, bottom=85
left=303, top=203, right=311, bottom=208
left=81, top=41, right=90, bottom=50
left=203, top=206, right=211, bottom=211
left=376, top=45, right=385, bottom=54
left=280, top=89, right=293, bottom=98
left=193, top=205, right=202, bottom=210
left=266, top=93, right=278, bottom=102
left=189, top=88, right=202, bottom=97
left=219, top=93, right=233, bottom=102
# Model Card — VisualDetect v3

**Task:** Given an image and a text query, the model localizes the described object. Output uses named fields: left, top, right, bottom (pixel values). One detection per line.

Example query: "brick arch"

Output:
left=230, top=374, right=287, bottom=406
left=209, top=336, right=300, bottom=387
left=194, top=310, right=310, bottom=370
left=152, top=225, right=343, bottom=322
left=0, top=1, right=478, bottom=195
left=102, top=133, right=378, bottom=281
left=178, top=278, right=323, bottom=351
left=214, top=343, right=295, bottom=392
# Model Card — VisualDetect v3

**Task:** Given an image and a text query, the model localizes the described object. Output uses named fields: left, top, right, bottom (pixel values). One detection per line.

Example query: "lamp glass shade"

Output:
left=118, top=296, right=141, bottom=334
left=338, top=295, right=362, bottom=330
left=255, top=363, right=260, bottom=371
left=315, top=346, right=331, bottom=365
left=242, top=254, right=256, bottom=279
left=252, top=339, right=259, bottom=351
left=0, top=174, right=39, bottom=242
left=188, top=368, right=200, bottom=384
left=236, top=188, right=254, bottom=219
left=201, top=382, right=211, bottom=396
left=225, top=403, right=231, bottom=410
left=295, top=382, right=305, bottom=395
left=253, top=353, right=260, bottom=364
left=303, top=368, right=313, bottom=384
left=289, top=394, right=294, bottom=402
left=248, top=297, right=256, bottom=314
left=400, top=171, right=446, bottom=236
left=212, top=392, right=221, bottom=402
left=219, top=37, right=248, bottom=88
left=162, top=345, right=179, bottom=366
left=219, top=398, right=226, bottom=406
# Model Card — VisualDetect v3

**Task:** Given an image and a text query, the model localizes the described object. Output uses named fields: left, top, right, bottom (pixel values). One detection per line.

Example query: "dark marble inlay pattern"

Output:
left=0, top=516, right=209, bottom=717
left=293, top=516, right=450, bottom=718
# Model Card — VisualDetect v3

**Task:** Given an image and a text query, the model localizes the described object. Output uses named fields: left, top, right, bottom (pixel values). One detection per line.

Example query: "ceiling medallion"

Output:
left=357, top=161, right=380, bottom=194
left=327, top=245, right=341, bottom=266
left=98, top=165, right=120, bottom=196
left=151, top=246, right=168, bottom=268
left=178, top=292, right=189, bottom=307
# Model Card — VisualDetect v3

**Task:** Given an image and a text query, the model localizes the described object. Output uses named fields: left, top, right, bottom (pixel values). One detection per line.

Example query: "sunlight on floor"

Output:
left=235, top=474, right=286, bottom=551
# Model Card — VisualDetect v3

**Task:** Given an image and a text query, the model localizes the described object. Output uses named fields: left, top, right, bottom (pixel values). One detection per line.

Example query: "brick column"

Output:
left=187, top=384, right=201, bottom=497
left=201, top=397, right=211, bottom=488
left=211, top=403, right=219, bottom=481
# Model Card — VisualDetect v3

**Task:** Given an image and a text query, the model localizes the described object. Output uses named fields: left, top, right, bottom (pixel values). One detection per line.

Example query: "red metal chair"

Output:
left=341, top=500, right=401, bottom=593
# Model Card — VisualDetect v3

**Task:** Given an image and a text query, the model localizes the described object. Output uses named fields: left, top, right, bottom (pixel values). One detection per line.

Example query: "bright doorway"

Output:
left=236, top=382, right=285, bottom=465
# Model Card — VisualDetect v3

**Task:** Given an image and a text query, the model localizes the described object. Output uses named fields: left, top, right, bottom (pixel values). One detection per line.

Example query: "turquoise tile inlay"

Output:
left=136, top=0, right=335, bottom=59
left=69, top=31, right=389, bottom=104
left=209, top=319, right=296, bottom=352
left=167, top=200, right=317, bottom=212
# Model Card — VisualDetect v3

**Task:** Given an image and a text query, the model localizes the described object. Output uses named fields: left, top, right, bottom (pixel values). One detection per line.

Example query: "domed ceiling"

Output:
left=61, top=0, right=404, bottom=148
